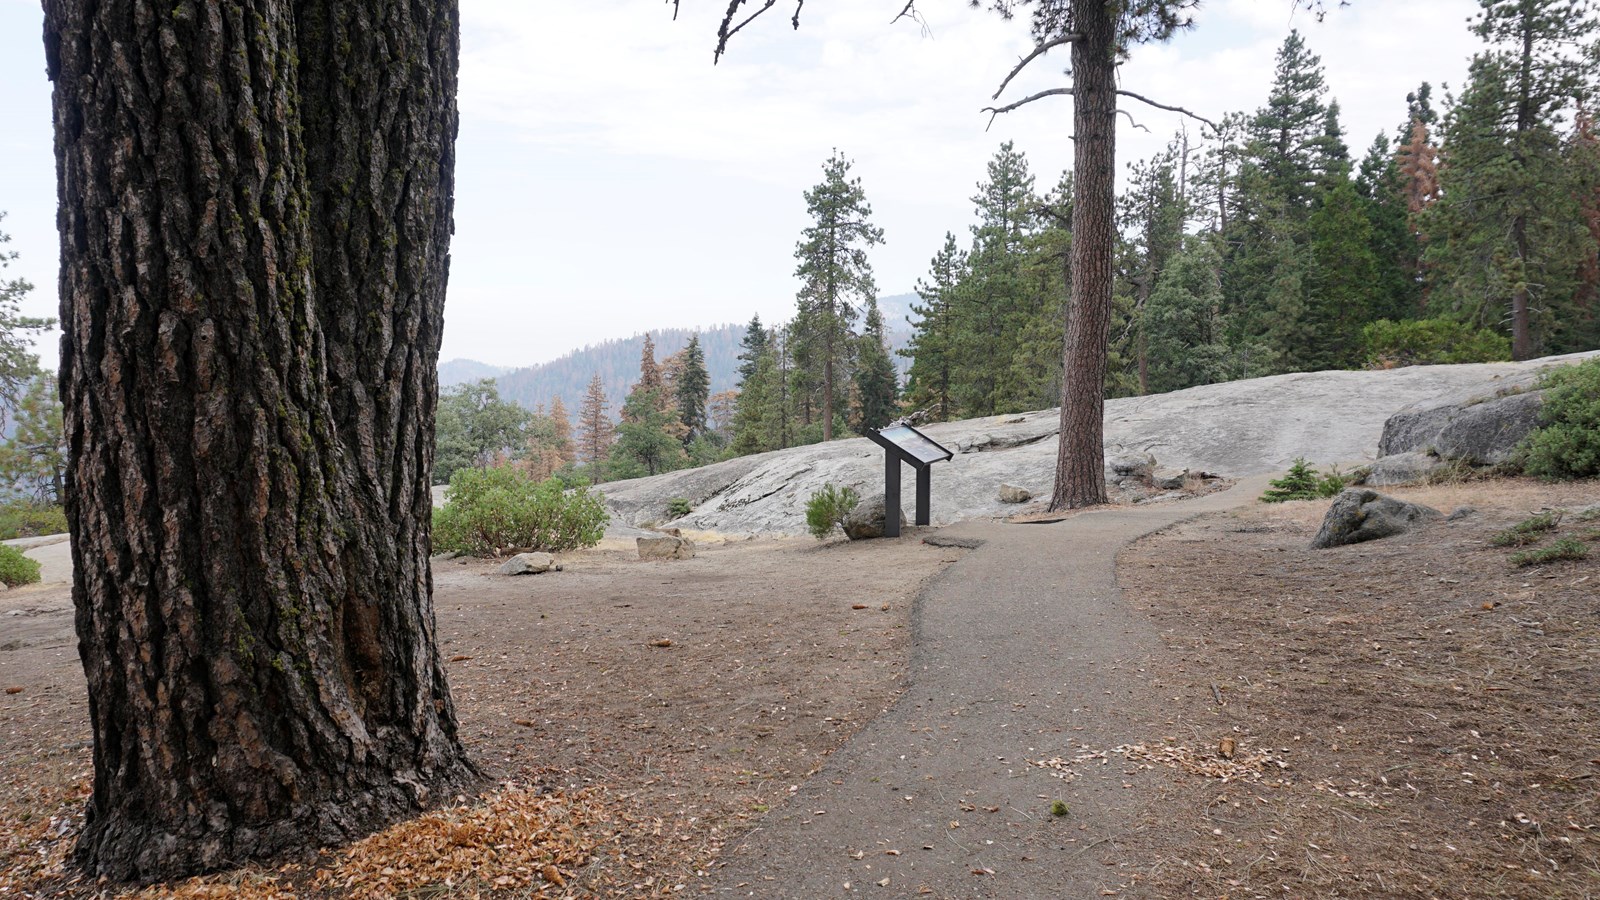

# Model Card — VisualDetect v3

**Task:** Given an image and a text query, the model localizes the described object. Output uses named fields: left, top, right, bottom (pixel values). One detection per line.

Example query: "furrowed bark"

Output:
left=44, top=0, right=473, bottom=882
left=1050, top=0, right=1116, bottom=511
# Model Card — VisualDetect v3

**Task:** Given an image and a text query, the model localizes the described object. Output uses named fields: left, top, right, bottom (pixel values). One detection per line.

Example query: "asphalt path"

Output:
left=710, top=477, right=1274, bottom=898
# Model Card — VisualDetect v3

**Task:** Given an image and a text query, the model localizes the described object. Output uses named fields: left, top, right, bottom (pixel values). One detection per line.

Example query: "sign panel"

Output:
left=875, top=424, right=953, bottom=467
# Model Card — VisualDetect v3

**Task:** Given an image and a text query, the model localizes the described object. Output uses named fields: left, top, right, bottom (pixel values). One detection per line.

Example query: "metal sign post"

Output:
left=864, top=423, right=954, bottom=537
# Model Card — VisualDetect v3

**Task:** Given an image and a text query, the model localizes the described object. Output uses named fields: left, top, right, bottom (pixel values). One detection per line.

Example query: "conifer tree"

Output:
left=957, top=141, right=1039, bottom=415
left=736, top=314, right=768, bottom=386
left=549, top=396, right=574, bottom=464
left=0, top=372, right=65, bottom=504
left=675, top=334, right=711, bottom=442
left=853, top=298, right=899, bottom=431
left=1426, top=0, right=1599, bottom=358
left=793, top=151, right=884, bottom=441
left=578, top=373, right=616, bottom=466
left=1144, top=238, right=1250, bottom=393
left=1119, top=142, right=1187, bottom=394
left=903, top=233, right=967, bottom=422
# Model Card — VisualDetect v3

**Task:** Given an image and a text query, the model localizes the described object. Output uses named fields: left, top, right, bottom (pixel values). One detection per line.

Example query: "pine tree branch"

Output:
left=991, top=34, right=1083, bottom=101
left=982, top=86, right=1075, bottom=130
left=891, top=1, right=919, bottom=24
left=1118, top=108, right=1151, bottom=132
left=713, top=0, right=808, bottom=63
left=1115, top=89, right=1218, bottom=131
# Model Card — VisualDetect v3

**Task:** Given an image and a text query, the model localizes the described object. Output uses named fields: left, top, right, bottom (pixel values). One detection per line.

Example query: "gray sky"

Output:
left=0, top=0, right=1481, bottom=370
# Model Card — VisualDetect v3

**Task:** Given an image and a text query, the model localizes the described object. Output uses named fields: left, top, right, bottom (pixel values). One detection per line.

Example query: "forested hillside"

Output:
left=491, top=326, right=742, bottom=417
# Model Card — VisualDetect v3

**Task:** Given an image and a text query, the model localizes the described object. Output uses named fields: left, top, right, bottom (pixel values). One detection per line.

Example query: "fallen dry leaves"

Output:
left=1031, top=739, right=1289, bottom=785
left=1, top=783, right=619, bottom=900
left=311, top=785, right=612, bottom=899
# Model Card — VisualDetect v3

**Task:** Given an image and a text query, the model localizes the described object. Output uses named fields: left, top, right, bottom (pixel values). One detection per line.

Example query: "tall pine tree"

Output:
left=793, top=151, right=884, bottom=441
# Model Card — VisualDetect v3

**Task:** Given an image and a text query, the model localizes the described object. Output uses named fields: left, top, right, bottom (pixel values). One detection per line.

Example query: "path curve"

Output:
left=710, top=477, right=1273, bottom=897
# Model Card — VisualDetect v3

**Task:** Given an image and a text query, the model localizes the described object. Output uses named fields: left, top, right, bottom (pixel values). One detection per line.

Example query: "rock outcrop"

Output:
left=1311, top=489, right=1442, bottom=550
left=842, top=493, right=906, bottom=540
left=554, top=352, right=1597, bottom=538
left=1364, top=451, right=1444, bottom=487
left=498, top=552, right=555, bottom=575
left=638, top=535, right=696, bottom=560
left=998, top=483, right=1033, bottom=504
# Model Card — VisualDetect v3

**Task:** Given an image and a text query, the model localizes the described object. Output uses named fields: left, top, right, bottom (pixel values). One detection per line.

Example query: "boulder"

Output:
left=1105, top=451, right=1156, bottom=479
left=638, top=535, right=695, bottom=560
left=1446, top=506, right=1478, bottom=522
left=842, top=493, right=907, bottom=541
left=498, top=552, right=555, bottom=575
left=998, top=483, right=1033, bottom=504
left=1151, top=467, right=1187, bottom=490
left=1364, top=451, right=1443, bottom=487
left=1378, top=377, right=1546, bottom=467
left=1310, top=489, right=1442, bottom=550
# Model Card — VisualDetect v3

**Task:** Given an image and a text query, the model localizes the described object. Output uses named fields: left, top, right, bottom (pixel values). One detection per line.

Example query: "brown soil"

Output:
left=5, top=476, right=1598, bottom=899
left=1117, top=477, right=1600, bottom=898
left=0, top=534, right=964, bottom=897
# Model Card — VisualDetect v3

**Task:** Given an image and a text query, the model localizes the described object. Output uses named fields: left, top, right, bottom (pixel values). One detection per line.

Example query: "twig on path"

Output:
left=1210, top=682, right=1224, bottom=705
left=1073, top=826, right=1146, bottom=858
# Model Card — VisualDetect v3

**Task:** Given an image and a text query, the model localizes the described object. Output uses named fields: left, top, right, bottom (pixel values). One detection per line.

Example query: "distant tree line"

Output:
left=444, top=1, right=1600, bottom=483
left=436, top=332, right=721, bottom=485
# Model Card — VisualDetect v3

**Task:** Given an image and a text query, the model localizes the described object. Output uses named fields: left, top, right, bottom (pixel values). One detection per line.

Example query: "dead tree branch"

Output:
left=982, top=86, right=1074, bottom=129
left=1115, top=89, right=1218, bottom=131
left=991, top=33, right=1083, bottom=101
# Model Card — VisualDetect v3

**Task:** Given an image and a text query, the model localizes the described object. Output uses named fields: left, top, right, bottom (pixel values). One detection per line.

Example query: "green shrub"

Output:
left=1489, top=511, right=1562, bottom=547
left=0, top=502, right=67, bottom=541
left=0, top=544, right=41, bottom=587
left=1509, top=538, right=1589, bottom=568
left=1520, top=358, right=1600, bottom=480
left=666, top=497, right=692, bottom=519
left=805, top=484, right=860, bottom=540
left=433, top=465, right=609, bottom=557
left=1361, top=318, right=1512, bottom=368
left=1261, top=458, right=1345, bottom=503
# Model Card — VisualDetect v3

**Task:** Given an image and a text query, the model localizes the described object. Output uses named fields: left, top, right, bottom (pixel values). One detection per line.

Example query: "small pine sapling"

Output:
left=806, top=484, right=860, bottom=540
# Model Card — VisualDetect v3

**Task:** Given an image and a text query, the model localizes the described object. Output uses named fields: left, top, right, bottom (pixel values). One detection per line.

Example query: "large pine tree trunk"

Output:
left=1050, top=0, right=1116, bottom=511
left=44, top=0, right=474, bottom=882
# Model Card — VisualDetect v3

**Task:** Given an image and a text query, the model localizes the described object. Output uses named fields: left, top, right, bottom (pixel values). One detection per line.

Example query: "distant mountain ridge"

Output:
left=437, top=293, right=920, bottom=421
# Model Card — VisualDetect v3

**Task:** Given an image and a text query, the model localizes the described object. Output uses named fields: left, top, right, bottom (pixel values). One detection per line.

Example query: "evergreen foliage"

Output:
left=792, top=151, right=885, bottom=442
left=853, top=298, right=899, bottom=432
left=1261, top=458, right=1346, bottom=502
left=1361, top=318, right=1511, bottom=367
left=1521, top=357, right=1600, bottom=479
left=805, top=483, right=859, bottom=540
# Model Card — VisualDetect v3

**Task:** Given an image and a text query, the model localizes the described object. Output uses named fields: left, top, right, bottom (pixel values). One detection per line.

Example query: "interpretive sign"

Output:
left=864, top=423, right=954, bottom=538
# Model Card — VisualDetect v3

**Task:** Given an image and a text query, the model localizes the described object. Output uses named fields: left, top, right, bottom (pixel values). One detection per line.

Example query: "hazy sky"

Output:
left=0, top=0, right=1482, bottom=370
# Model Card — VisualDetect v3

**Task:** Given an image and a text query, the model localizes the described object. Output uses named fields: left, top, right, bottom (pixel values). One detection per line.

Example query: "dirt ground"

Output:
left=3, top=476, right=1598, bottom=899
left=0, top=533, right=964, bottom=897
left=1118, top=477, right=1600, bottom=898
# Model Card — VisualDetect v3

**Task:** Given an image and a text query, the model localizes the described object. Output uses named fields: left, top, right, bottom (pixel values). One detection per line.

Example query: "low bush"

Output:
left=805, top=484, right=859, bottom=541
left=1509, top=538, right=1589, bottom=568
left=1261, top=459, right=1346, bottom=503
left=0, top=544, right=41, bottom=587
left=1362, top=318, right=1511, bottom=368
left=0, top=501, right=67, bottom=541
left=1520, top=358, right=1600, bottom=480
left=433, top=465, right=609, bottom=557
left=1489, top=511, right=1562, bottom=547
left=666, top=497, right=692, bottom=519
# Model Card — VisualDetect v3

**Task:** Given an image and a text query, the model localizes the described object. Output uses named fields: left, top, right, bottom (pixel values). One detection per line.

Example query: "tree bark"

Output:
left=1050, top=0, right=1116, bottom=511
left=44, top=0, right=474, bottom=882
